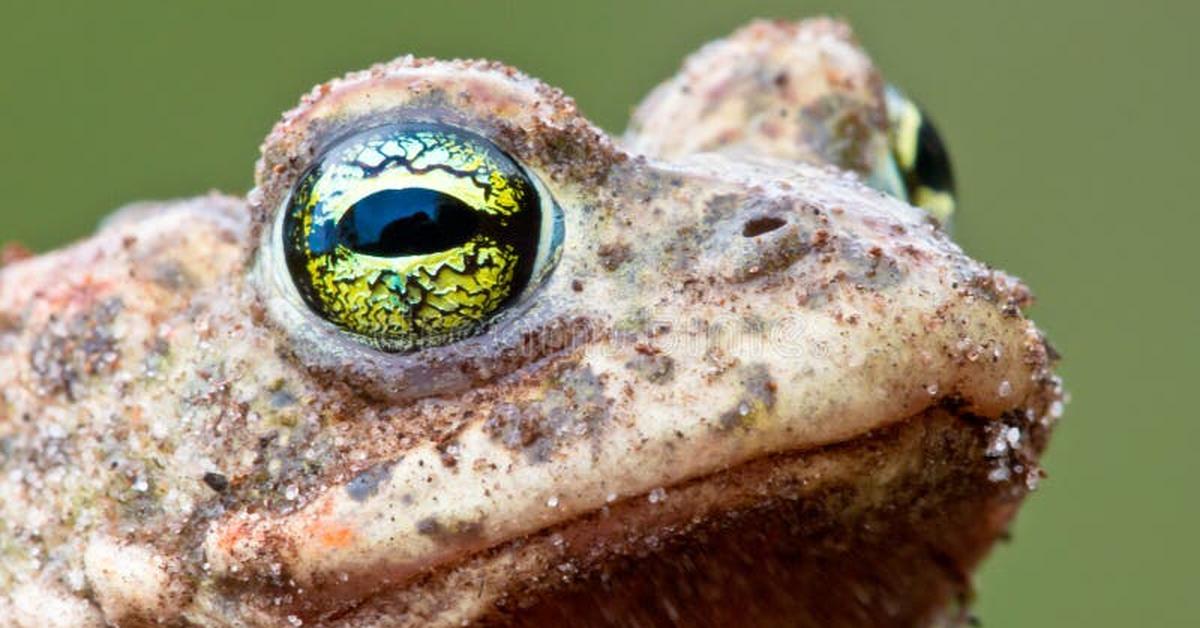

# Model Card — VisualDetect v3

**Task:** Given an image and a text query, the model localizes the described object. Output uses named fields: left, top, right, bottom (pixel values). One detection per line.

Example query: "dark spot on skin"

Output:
left=717, top=364, right=778, bottom=431
left=148, top=259, right=196, bottom=291
left=597, top=242, right=632, bottom=272
left=149, top=337, right=170, bottom=357
left=485, top=403, right=540, bottom=449
left=837, top=239, right=904, bottom=289
left=741, top=315, right=768, bottom=335
left=415, top=516, right=485, bottom=543
left=29, top=297, right=124, bottom=401
left=615, top=308, right=655, bottom=337
left=141, top=336, right=171, bottom=378
left=436, top=440, right=460, bottom=468
left=705, top=194, right=741, bottom=223
left=257, top=432, right=279, bottom=450
left=717, top=408, right=741, bottom=430
left=483, top=365, right=612, bottom=463
left=203, top=472, right=229, bottom=493
left=744, top=364, right=778, bottom=407
left=664, top=224, right=708, bottom=273
left=811, top=229, right=831, bottom=248
left=346, top=462, right=395, bottom=502
left=571, top=279, right=584, bottom=292
left=0, top=311, right=23, bottom=336
left=800, top=93, right=883, bottom=174
left=730, top=226, right=811, bottom=283
left=415, top=517, right=441, bottom=535
left=270, top=388, right=298, bottom=409
left=743, top=216, right=788, bottom=238
left=626, top=352, right=676, bottom=385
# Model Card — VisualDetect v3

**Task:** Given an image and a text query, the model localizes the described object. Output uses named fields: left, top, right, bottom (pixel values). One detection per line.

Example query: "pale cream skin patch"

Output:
left=0, top=18, right=1060, bottom=627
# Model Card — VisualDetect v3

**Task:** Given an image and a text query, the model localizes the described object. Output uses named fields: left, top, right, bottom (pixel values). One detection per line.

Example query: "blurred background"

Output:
left=1, top=1, right=1194, bottom=625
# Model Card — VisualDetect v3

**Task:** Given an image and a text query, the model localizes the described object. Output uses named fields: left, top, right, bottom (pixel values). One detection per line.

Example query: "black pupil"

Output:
left=337, top=188, right=480, bottom=257
left=913, top=118, right=955, bottom=195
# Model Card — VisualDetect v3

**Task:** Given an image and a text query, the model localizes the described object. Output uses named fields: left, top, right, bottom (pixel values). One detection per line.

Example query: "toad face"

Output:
left=0, top=18, right=1061, bottom=627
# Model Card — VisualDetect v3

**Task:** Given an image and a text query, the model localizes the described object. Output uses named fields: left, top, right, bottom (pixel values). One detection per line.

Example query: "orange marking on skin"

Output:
left=127, top=405, right=144, bottom=427
left=39, top=277, right=118, bottom=312
left=302, top=496, right=356, bottom=548
left=823, top=67, right=852, bottom=89
left=217, top=520, right=250, bottom=553
left=312, top=521, right=352, bottom=549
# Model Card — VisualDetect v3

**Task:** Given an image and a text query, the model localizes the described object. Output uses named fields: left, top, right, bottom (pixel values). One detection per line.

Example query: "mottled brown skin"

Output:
left=0, top=18, right=1061, bottom=627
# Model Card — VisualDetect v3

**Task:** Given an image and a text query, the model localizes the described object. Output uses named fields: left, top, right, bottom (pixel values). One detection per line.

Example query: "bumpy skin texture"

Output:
left=0, top=18, right=1062, bottom=627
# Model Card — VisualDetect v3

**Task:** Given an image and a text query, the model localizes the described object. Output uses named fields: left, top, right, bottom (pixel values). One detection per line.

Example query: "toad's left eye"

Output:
left=281, top=122, right=562, bottom=352
left=884, top=85, right=957, bottom=225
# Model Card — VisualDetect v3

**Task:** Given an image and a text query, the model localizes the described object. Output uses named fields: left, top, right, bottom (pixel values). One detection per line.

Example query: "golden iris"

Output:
left=282, top=122, right=559, bottom=351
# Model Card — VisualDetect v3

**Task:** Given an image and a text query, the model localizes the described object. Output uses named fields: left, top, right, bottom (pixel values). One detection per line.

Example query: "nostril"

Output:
left=742, top=216, right=787, bottom=238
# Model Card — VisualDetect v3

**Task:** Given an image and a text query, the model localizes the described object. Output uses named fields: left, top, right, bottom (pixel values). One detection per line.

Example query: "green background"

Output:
left=1, top=1, right=1194, bottom=625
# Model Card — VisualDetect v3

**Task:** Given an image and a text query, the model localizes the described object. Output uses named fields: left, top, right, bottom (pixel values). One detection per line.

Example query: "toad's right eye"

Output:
left=279, top=122, right=563, bottom=353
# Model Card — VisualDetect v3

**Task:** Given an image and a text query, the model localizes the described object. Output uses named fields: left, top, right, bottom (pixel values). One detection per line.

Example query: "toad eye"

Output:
left=885, top=85, right=957, bottom=225
left=281, top=122, right=563, bottom=352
